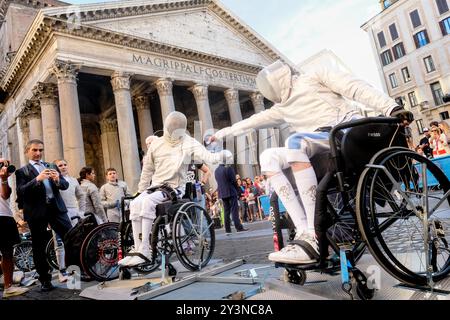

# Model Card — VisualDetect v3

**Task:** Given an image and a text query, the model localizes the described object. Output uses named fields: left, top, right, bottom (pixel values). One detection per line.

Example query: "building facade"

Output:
left=0, top=0, right=288, bottom=201
left=362, top=0, right=450, bottom=143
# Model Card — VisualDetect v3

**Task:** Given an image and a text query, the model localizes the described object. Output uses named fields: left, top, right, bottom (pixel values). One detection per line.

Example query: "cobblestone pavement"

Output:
left=2, top=219, right=277, bottom=300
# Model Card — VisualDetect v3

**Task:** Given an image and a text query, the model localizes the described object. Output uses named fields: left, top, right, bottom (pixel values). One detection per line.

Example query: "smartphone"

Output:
left=45, top=163, right=58, bottom=171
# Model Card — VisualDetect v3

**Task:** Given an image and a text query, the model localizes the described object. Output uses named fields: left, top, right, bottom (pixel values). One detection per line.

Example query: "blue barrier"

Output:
left=414, top=154, right=450, bottom=187
left=258, top=194, right=286, bottom=217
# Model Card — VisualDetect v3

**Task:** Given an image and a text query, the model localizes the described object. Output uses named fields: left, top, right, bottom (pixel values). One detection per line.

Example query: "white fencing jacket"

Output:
left=215, top=65, right=398, bottom=139
left=138, top=136, right=225, bottom=194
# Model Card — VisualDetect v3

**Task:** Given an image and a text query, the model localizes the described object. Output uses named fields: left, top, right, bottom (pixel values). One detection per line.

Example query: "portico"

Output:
left=0, top=0, right=290, bottom=192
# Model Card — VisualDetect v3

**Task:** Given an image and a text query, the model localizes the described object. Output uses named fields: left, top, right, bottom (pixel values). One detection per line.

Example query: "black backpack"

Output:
left=64, top=213, right=98, bottom=268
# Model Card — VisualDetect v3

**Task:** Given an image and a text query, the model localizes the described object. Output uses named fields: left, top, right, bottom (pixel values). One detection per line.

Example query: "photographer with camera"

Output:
left=0, top=158, right=29, bottom=298
left=15, top=139, right=72, bottom=292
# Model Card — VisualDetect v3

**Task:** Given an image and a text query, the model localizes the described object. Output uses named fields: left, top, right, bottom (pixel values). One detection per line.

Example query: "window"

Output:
left=436, top=0, right=449, bottom=15
left=424, top=56, right=436, bottom=73
left=416, top=119, right=424, bottom=134
left=414, top=30, right=430, bottom=48
left=393, top=42, right=406, bottom=59
left=389, top=23, right=399, bottom=40
left=408, top=91, right=418, bottom=107
left=389, top=73, right=398, bottom=88
left=440, top=16, right=450, bottom=36
left=401, top=67, right=411, bottom=83
left=410, top=10, right=422, bottom=28
left=440, top=112, right=450, bottom=120
left=431, top=82, right=444, bottom=105
left=377, top=31, right=387, bottom=48
left=381, top=50, right=393, bottom=66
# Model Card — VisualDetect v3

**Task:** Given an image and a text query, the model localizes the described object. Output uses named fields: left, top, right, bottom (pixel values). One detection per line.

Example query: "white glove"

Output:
left=214, top=127, right=233, bottom=141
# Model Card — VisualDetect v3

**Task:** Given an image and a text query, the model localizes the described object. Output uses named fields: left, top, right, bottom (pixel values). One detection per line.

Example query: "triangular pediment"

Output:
left=87, top=8, right=272, bottom=67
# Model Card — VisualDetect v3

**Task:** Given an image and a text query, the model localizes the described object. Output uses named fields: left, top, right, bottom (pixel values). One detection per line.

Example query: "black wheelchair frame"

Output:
left=271, top=116, right=450, bottom=299
left=117, top=186, right=216, bottom=281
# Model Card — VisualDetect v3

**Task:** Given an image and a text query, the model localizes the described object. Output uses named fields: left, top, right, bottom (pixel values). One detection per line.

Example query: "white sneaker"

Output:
left=268, top=232, right=319, bottom=264
left=2, top=286, right=29, bottom=298
left=118, top=249, right=138, bottom=267
left=125, top=248, right=152, bottom=267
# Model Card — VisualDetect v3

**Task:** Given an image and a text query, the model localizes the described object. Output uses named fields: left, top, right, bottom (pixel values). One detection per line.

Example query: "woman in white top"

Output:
left=54, top=159, right=86, bottom=226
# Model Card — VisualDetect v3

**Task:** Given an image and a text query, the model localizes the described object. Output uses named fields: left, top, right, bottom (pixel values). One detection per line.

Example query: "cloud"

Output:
left=265, top=0, right=384, bottom=90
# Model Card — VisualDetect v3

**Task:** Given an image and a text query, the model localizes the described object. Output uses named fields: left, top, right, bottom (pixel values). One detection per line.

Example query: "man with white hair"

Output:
left=211, top=59, right=413, bottom=264
left=119, top=111, right=232, bottom=267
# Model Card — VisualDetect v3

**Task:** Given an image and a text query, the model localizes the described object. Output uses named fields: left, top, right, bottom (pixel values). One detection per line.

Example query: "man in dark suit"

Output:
left=16, top=139, right=72, bottom=291
left=214, top=162, right=248, bottom=234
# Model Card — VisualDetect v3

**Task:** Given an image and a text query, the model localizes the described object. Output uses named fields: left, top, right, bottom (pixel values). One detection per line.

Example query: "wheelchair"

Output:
left=117, top=184, right=216, bottom=280
left=272, top=117, right=450, bottom=299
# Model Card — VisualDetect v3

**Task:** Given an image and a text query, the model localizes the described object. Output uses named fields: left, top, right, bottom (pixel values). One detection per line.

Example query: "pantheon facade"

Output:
left=0, top=0, right=292, bottom=198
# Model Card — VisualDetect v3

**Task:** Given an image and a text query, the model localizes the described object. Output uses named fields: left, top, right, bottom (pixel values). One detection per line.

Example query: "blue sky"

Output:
left=68, top=0, right=383, bottom=89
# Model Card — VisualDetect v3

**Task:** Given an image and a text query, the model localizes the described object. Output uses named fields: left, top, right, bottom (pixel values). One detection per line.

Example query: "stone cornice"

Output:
left=0, top=0, right=65, bottom=28
left=0, top=14, right=263, bottom=94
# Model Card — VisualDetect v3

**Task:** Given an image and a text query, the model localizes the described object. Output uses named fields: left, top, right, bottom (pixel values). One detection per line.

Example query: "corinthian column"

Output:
left=189, top=84, right=213, bottom=140
left=100, top=118, right=124, bottom=180
left=50, top=60, right=85, bottom=176
left=23, top=100, right=43, bottom=141
left=134, top=95, right=154, bottom=152
left=33, top=82, right=63, bottom=162
left=155, top=78, right=175, bottom=122
left=111, top=71, right=141, bottom=193
left=250, top=92, right=278, bottom=154
left=224, top=89, right=254, bottom=179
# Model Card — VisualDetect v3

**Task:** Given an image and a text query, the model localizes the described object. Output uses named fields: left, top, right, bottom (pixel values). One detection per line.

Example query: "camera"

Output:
left=0, top=161, right=16, bottom=174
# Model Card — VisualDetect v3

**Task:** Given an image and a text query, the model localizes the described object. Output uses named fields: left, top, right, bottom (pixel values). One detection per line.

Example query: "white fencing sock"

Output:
left=293, top=166, right=318, bottom=234
left=131, top=218, right=142, bottom=251
left=268, top=173, right=307, bottom=233
left=140, top=217, right=153, bottom=254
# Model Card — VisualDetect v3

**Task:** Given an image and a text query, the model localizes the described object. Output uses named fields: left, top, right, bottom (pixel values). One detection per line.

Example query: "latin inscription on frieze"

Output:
left=131, top=54, right=256, bottom=87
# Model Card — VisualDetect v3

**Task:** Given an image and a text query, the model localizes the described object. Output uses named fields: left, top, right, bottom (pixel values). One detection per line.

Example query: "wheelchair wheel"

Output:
left=80, top=222, right=120, bottom=282
left=283, top=269, right=307, bottom=285
left=13, top=241, right=35, bottom=272
left=45, top=238, right=59, bottom=271
left=356, top=150, right=450, bottom=286
left=172, top=203, right=215, bottom=271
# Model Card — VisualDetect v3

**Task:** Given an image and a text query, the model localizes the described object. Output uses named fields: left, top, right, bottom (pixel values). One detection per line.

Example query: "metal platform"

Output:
left=79, top=254, right=450, bottom=300
left=249, top=254, right=450, bottom=300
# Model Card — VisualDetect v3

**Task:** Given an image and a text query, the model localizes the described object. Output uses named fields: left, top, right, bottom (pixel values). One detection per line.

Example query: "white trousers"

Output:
left=129, top=191, right=168, bottom=221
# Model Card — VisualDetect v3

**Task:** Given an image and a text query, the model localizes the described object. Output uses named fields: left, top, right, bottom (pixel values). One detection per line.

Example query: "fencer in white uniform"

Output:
left=119, top=111, right=232, bottom=267
left=212, top=59, right=411, bottom=264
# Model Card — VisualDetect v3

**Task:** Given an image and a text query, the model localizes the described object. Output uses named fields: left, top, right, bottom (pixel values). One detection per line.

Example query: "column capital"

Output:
left=250, top=92, right=265, bottom=107
left=189, top=84, right=209, bottom=102
left=99, top=118, right=118, bottom=133
left=224, top=88, right=239, bottom=105
left=133, top=95, right=150, bottom=111
left=50, top=60, right=81, bottom=84
left=22, top=99, right=41, bottom=120
left=111, top=71, right=132, bottom=91
left=154, top=78, right=173, bottom=97
left=32, top=82, right=58, bottom=103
